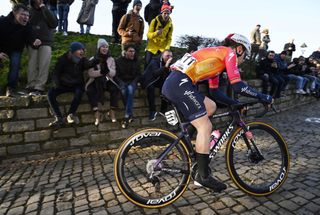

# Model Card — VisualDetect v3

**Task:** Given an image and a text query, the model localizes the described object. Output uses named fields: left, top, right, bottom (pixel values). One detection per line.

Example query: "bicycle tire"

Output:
left=226, top=121, right=290, bottom=196
left=114, top=128, right=191, bottom=208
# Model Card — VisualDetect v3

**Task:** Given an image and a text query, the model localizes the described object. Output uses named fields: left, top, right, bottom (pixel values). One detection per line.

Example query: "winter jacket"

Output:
left=29, top=6, right=58, bottom=47
left=146, top=15, right=173, bottom=54
left=111, top=0, right=132, bottom=11
left=274, top=54, right=288, bottom=74
left=117, top=10, right=144, bottom=45
left=77, top=0, right=99, bottom=26
left=140, top=55, right=170, bottom=88
left=144, top=0, right=162, bottom=25
left=0, top=12, right=35, bottom=55
left=256, top=57, right=277, bottom=76
left=115, top=56, right=140, bottom=83
left=250, top=26, right=261, bottom=45
left=260, top=34, right=270, bottom=50
left=85, top=54, right=116, bottom=90
left=283, top=43, right=296, bottom=56
left=53, top=52, right=94, bottom=88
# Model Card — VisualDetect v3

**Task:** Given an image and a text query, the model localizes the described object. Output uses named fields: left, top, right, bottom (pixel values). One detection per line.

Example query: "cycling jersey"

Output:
left=170, top=46, right=242, bottom=88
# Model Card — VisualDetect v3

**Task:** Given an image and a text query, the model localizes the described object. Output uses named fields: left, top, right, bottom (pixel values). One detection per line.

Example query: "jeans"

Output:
left=49, top=5, right=58, bottom=18
left=80, top=24, right=91, bottom=34
left=7, top=51, right=22, bottom=89
left=145, top=50, right=161, bottom=69
left=120, top=82, right=136, bottom=118
left=58, top=3, right=70, bottom=32
left=287, top=74, right=307, bottom=90
left=48, top=85, right=84, bottom=117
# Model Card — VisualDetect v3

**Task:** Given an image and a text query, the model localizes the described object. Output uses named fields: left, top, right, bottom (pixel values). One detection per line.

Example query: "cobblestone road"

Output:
left=0, top=102, right=320, bottom=215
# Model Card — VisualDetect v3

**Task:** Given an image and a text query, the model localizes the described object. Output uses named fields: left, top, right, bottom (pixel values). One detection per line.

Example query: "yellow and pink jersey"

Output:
left=170, top=46, right=242, bottom=89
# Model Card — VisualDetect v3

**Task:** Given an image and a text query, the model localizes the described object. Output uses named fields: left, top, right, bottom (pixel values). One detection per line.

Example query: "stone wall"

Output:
left=0, top=80, right=317, bottom=161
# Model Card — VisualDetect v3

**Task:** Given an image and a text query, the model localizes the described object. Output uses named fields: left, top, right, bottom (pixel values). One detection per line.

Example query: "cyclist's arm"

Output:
left=231, top=81, right=272, bottom=103
left=208, top=76, right=239, bottom=105
left=224, top=49, right=272, bottom=104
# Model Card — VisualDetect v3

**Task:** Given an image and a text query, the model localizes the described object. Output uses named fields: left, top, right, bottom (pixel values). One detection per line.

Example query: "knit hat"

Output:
left=97, top=38, right=109, bottom=49
left=70, top=42, right=85, bottom=53
left=161, top=4, right=172, bottom=13
left=133, top=0, right=142, bottom=7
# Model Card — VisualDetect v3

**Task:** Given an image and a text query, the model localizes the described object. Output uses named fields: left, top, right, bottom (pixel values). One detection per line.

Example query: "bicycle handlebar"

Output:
left=229, top=100, right=278, bottom=118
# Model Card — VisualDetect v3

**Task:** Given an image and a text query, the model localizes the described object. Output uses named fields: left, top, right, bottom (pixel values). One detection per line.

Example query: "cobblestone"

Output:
left=0, top=103, right=320, bottom=214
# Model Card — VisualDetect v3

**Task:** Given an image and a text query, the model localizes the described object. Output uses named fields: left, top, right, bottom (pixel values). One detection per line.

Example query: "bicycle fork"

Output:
left=239, top=121, right=264, bottom=163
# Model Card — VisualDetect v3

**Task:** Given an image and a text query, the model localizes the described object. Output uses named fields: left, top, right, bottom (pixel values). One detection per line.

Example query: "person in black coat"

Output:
left=47, top=42, right=96, bottom=129
left=144, top=0, right=171, bottom=25
left=256, top=51, right=285, bottom=98
left=0, top=4, right=41, bottom=97
left=110, top=0, right=132, bottom=43
left=140, top=49, right=172, bottom=120
left=114, top=44, right=140, bottom=128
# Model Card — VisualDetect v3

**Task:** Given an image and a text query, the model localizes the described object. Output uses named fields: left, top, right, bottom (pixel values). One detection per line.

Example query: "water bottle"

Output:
left=210, top=130, right=221, bottom=149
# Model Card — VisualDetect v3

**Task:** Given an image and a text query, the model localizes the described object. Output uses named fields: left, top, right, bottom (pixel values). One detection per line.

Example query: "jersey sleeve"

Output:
left=224, top=49, right=242, bottom=84
left=208, top=76, right=220, bottom=89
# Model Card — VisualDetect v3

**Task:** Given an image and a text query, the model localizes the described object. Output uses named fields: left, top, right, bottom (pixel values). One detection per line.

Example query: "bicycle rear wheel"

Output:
left=114, top=128, right=191, bottom=208
left=226, top=121, right=289, bottom=196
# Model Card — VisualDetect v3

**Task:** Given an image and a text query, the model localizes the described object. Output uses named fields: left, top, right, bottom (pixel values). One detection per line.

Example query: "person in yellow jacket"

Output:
left=145, top=4, right=173, bottom=67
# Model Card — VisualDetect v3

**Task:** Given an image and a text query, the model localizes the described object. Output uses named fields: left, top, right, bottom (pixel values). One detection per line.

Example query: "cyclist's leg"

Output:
left=191, top=97, right=226, bottom=192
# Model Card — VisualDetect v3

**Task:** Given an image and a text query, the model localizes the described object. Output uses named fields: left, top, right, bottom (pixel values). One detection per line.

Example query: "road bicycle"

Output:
left=114, top=100, right=290, bottom=208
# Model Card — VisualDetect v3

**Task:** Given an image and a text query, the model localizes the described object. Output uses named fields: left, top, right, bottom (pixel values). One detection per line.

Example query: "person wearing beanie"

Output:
left=47, top=41, right=96, bottom=129
left=110, top=0, right=132, bottom=44
left=145, top=2, right=173, bottom=67
left=117, top=0, right=144, bottom=59
left=70, top=41, right=85, bottom=53
left=132, top=0, right=142, bottom=7
left=160, top=4, right=172, bottom=13
left=85, top=38, right=118, bottom=126
left=97, top=38, right=108, bottom=49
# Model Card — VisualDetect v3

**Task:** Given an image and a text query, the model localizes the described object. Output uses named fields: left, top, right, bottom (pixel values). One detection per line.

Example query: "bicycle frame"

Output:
left=154, top=105, right=262, bottom=171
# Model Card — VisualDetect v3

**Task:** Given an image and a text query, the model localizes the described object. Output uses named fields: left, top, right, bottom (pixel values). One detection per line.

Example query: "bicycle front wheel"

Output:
left=114, top=128, right=191, bottom=208
left=226, top=121, right=290, bottom=196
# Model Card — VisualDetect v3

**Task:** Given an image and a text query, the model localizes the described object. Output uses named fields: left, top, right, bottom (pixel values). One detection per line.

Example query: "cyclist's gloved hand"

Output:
left=259, top=94, right=273, bottom=104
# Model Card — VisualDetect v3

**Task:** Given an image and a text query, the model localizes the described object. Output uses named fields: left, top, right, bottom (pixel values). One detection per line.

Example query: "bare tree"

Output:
left=176, top=35, right=221, bottom=52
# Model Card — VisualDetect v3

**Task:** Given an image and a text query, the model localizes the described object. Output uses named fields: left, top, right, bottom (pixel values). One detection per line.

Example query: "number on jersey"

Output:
left=171, top=53, right=197, bottom=73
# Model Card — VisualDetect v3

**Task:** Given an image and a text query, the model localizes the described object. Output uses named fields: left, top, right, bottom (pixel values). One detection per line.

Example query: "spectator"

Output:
left=48, top=0, right=58, bottom=18
left=283, top=39, right=296, bottom=63
left=250, top=24, right=261, bottom=61
left=117, top=0, right=144, bottom=58
left=110, top=0, right=132, bottom=44
left=140, top=49, right=173, bottom=121
left=280, top=53, right=307, bottom=95
left=47, top=42, right=95, bottom=128
left=256, top=50, right=284, bottom=98
left=257, top=28, right=270, bottom=61
left=26, top=0, right=58, bottom=96
left=310, top=47, right=320, bottom=61
left=57, top=0, right=74, bottom=36
left=85, top=38, right=118, bottom=125
left=77, top=0, right=99, bottom=34
left=0, top=4, right=41, bottom=97
left=294, top=56, right=317, bottom=94
left=115, top=45, right=141, bottom=129
left=273, top=51, right=290, bottom=95
left=144, top=0, right=171, bottom=25
left=145, top=3, right=173, bottom=67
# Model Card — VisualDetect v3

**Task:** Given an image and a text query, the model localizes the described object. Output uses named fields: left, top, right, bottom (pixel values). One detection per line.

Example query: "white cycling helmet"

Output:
left=226, top=33, right=251, bottom=57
